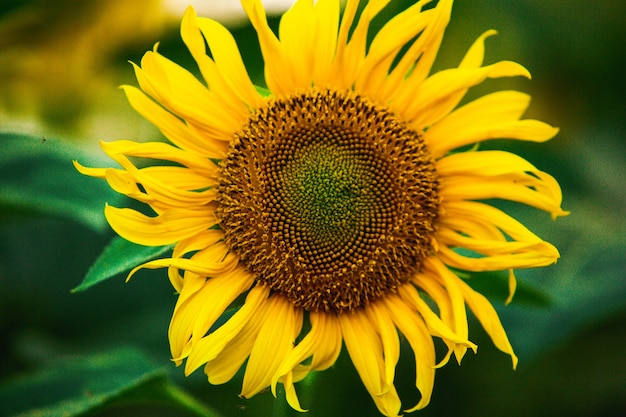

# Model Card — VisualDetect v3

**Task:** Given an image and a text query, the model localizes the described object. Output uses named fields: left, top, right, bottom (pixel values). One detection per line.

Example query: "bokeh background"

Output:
left=1, top=1, right=624, bottom=416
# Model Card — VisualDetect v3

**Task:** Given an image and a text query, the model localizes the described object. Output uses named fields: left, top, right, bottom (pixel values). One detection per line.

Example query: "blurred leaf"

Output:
left=460, top=269, right=552, bottom=308
left=0, top=132, right=121, bottom=232
left=0, top=348, right=164, bottom=417
left=111, top=377, right=225, bottom=417
left=495, top=194, right=626, bottom=361
left=73, top=236, right=173, bottom=292
left=0, top=347, right=223, bottom=417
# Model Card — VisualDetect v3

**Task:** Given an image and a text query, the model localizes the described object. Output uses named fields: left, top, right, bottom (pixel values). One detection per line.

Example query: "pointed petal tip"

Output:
left=183, top=4, right=196, bottom=16
left=72, top=159, right=88, bottom=173
left=552, top=208, right=570, bottom=220
left=181, top=5, right=198, bottom=38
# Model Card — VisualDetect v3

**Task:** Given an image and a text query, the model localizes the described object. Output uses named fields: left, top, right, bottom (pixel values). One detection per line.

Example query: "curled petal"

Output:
left=340, top=308, right=402, bottom=416
left=271, top=312, right=342, bottom=411
left=441, top=170, right=568, bottom=219
left=403, top=61, right=531, bottom=129
left=186, top=8, right=262, bottom=108
left=184, top=285, right=270, bottom=375
left=99, top=140, right=217, bottom=178
left=365, top=301, right=400, bottom=392
left=427, top=91, right=559, bottom=157
left=104, top=205, right=217, bottom=246
left=383, top=295, right=436, bottom=411
left=398, top=286, right=477, bottom=355
left=122, top=85, right=230, bottom=156
left=169, top=266, right=254, bottom=363
left=419, top=257, right=472, bottom=364
left=241, top=295, right=303, bottom=398
left=459, top=278, right=518, bottom=369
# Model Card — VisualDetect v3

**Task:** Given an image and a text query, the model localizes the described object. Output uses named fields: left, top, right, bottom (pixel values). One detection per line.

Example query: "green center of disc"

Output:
left=282, top=140, right=363, bottom=249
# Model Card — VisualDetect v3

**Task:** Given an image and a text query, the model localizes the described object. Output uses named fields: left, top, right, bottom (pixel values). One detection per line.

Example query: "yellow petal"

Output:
left=402, top=61, right=531, bottom=129
left=421, top=257, right=471, bottom=364
left=134, top=52, right=220, bottom=126
left=241, top=295, right=303, bottom=398
left=443, top=200, right=546, bottom=244
left=193, top=13, right=263, bottom=108
left=456, top=277, right=519, bottom=369
left=372, top=384, right=402, bottom=417
left=103, top=151, right=217, bottom=208
left=169, top=271, right=210, bottom=362
left=341, top=308, right=402, bottom=417
left=438, top=204, right=528, bottom=241
left=460, top=29, right=498, bottom=68
left=73, top=160, right=108, bottom=178
left=280, top=371, right=304, bottom=413
left=133, top=51, right=244, bottom=137
left=171, top=229, right=224, bottom=260
left=441, top=171, right=568, bottom=218
left=398, top=285, right=477, bottom=353
left=365, top=301, right=400, bottom=391
left=399, top=28, right=497, bottom=123
left=241, top=0, right=293, bottom=94
left=139, top=166, right=216, bottom=191
left=104, top=169, right=154, bottom=205
left=402, top=0, right=453, bottom=88
left=311, top=0, right=340, bottom=86
left=330, top=0, right=391, bottom=89
left=505, top=269, right=517, bottom=306
left=270, top=311, right=342, bottom=411
left=328, top=0, right=358, bottom=89
left=411, top=275, right=461, bottom=353
left=426, top=91, right=559, bottom=158
left=166, top=229, right=225, bottom=292
left=204, top=300, right=264, bottom=384
left=438, top=243, right=560, bottom=271
left=356, top=1, right=430, bottom=96
left=104, top=205, right=217, bottom=246
left=180, top=6, right=252, bottom=118
left=308, top=312, right=343, bottom=371
left=184, top=285, right=270, bottom=375
left=383, top=295, right=435, bottom=411
left=375, top=1, right=453, bottom=105
left=437, top=149, right=538, bottom=177
left=438, top=228, right=550, bottom=255
left=339, top=310, right=385, bottom=396
left=99, top=140, right=217, bottom=178
left=278, top=0, right=316, bottom=89
left=169, top=265, right=252, bottom=362
left=127, top=248, right=238, bottom=284
left=122, top=85, right=229, bottom=157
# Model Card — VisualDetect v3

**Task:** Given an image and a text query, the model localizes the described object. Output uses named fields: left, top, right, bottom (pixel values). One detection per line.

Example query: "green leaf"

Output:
left=0, top=132, right=121, bottom=232
left=0, top=348, right=164, bottom=417
left=498, top=213, right=626, bottom=361
left=72, top=236, right=173, bottom=292
left=0, top=348, right=224, bottom=417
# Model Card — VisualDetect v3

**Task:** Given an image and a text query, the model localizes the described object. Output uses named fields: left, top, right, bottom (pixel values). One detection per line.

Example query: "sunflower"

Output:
left=75, top=0, right=567, bottom=415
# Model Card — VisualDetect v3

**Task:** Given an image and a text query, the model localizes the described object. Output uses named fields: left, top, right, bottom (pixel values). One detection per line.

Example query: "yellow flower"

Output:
left=76, top=0, right=568, bottom=415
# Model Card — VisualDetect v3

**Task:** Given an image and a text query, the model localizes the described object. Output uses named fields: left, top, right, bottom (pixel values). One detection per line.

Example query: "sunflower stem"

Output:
left=161, top=382, right=223, bottom=417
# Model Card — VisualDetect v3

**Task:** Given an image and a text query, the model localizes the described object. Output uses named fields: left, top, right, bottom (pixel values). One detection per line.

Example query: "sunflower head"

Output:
left=76, top=0, right=567, bottom=415
left=217, top=88, right=440, bottom=312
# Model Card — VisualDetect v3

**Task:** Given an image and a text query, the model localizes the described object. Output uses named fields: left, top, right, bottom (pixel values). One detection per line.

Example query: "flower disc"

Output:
left=217, top=89, right=439, bottom=312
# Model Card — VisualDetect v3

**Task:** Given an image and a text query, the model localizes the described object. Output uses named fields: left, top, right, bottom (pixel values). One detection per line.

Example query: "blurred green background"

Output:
left=1, top=0, right=624, bottom=416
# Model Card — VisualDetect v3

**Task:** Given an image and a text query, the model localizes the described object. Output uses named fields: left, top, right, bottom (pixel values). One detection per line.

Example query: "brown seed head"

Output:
left=217, top=89, right=439, bottom=312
